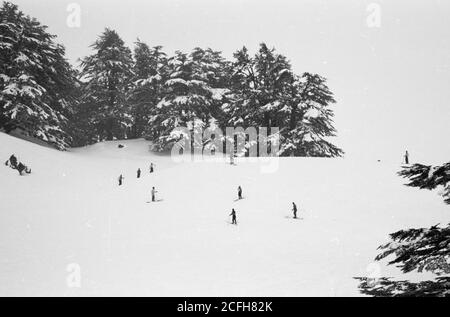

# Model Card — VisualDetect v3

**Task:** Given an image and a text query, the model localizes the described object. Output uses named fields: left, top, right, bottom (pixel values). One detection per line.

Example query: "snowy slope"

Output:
left=0, top=132, right=448, bottom=296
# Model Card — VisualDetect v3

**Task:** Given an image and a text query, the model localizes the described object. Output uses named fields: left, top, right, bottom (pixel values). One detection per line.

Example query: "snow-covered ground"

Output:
left=0, top=132, right=448, bottom=296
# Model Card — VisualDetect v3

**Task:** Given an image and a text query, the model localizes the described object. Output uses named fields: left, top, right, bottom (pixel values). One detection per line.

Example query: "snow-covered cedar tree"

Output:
left=279, top=73, right=343, bottom=157
left=356, top=162, right=450, bottom=296
left=147, top=48, right=230, bottom=152
left=128, top=41, right=167, bottom=139
left=77, top=28, right=134, bottom=141
left=0, top=2, right=77, bottom=150
left=225, top=44, right=343, bottom=157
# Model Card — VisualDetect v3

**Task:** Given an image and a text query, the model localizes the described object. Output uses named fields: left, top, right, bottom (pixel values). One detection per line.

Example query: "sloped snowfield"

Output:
left=0, top=132, right=448, bottom=296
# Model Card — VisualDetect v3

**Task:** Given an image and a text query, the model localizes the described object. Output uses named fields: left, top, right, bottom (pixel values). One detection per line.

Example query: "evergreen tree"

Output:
left=78, top=28, right=134, bottom=141
left=398, top=162, right=450, bottom=205
left=129, top=41, right=167, bottom=139
left=0, top=2, right=77, bottom=149
left=226, top=43, right=342, bottom=157
left=279, top=73, right=343, bottom=157
left=357, top=162, right=450, bottom=296
left=147, top=48, right=229, bottom=151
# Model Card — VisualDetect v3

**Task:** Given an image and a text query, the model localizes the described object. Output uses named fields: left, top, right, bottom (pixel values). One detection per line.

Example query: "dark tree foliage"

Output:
left=357, top=277, right=450, bottom=297
left=77, top=28, right=134, bottom=142
left=399, top=162, right=450, bottom=204
left=1, top=3, right=343, bottom=155
left=0, top=2, right=77, bottom=149
left=129, top=41, right=167, bottom=139
left=357, top=162, right=450, bottom=297
left=225, top=44, right=343, bottom=157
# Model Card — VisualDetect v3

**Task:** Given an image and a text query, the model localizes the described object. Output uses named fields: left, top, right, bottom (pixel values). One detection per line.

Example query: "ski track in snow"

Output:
left=0, top=132, right=448, bottom=296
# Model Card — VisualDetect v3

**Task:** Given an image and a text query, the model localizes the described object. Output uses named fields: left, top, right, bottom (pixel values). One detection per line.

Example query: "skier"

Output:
left=292, top=202, right=298, bottom=219
left=118, top=174, right=124, bottom=186
left=230, top=208, right=237, bottom=225
left=229, top=152, right=234, bottom=165
left=238, top=186, right=243, bottom=200
left=5, top=154, right=17, bottom=168
left=151, top=187, right=158, bottom=202
left=137, top=168, right=141, bottom=178
left=18, top=163, right=30, bottom=175
left=404, top=150, right=409, bottom=165
left=150, top=163, right=154, bottom=173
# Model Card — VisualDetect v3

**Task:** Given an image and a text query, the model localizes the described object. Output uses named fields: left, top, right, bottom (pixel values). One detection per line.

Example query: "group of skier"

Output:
left=118, top=162, right=159, bottom=201
left=228, top=185, right=299, bottom=225
left=116, top=149, right=413, bottom=225
left=118, top=163, right=154, bottom=185
left=4, top=154, right=31, bottom=175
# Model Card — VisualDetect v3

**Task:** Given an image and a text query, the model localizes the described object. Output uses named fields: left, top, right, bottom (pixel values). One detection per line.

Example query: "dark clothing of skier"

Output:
left=137, top=168, right=141, bottom=178
left=151, top=187, right=158, bottom=202
left=150, top=163, right=154, bottom=173
left=292, top=203, right=298, bottom=219
left=230, top=209, right=237, bottom=225
left=404, top=151, right=409, bottom=164
left=6, top=155, right=30, bottom=175
left=5, top=154, right=18, bottom=168
left=16, top=162, right=31, bottom=175
left=238, top=186, right=242, bottom=200
left=118, top=175, right=123, bottom=186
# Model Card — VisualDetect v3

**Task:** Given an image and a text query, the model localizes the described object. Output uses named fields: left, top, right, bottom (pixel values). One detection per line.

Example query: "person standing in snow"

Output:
left=150, top=163, right=154, bottom=173
left=230, top=208, right=237, bottom=225
left=404, top=150, right=409, bottom=164
left=137, top=168, right=141, bottom=178
left=118, top=174, right=124, bottom=186
left=238, top=186, right=243, bottom=200
left=151, top=187, right=158, bottom=202
left=5, top=154, right=18, bottom=168
left=229, top=152, right=234, bottom=165
left=292, top=202, right=298, bottom=219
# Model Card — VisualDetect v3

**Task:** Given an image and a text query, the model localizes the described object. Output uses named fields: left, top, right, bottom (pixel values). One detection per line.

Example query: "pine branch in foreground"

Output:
left=398, top=162, right=450, bottom=204
left=355, top=277, right=450, bottom=297
left=375, top=224, right=450, bottom=275
left=356, top=162, right=450, bottom=296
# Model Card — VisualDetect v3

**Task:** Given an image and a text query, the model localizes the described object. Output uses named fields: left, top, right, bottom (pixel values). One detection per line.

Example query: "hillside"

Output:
left=0, top=132, right=448, bottom=296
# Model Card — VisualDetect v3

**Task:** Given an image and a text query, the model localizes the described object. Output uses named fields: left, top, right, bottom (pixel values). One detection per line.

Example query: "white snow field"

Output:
left=0, top=131, right=448, bottom=296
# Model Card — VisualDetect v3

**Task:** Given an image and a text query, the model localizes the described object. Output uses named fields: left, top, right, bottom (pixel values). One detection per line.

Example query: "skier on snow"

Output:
left=5, top=154, right=18, bottom=168
left=118, top=174, right=124, bottom=186
left=238, top=186, right=243, bottom=200
left=230, top=208, right=237, bottom=225
left=150, top=163, right=154, bottom=173
left=292, top=202, right=298, bottom=219
left=151, top=187, right=158, bottom=202
left=16, top=162, right=31, bottom=175
left=137, top=168, right=141, bottom=178
left=404, top=150, right=409, bottom=164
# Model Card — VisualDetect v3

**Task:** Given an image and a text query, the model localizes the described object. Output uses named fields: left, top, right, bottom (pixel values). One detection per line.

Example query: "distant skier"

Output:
left=230, top=208, right=237, bottom=225
left=150, top=163, right=154, bottom=173
left=229, top=152, right=235, bottom=165
left=137, top=168, right=141, bottom=178
left=404, top=150, right=409, bottom=164
left=292, top=202, right=298, bottom=219
left=238, top=186, right=243, bottom=200
left=151, top=187, right=158, bottom=202
left=118, top=174, right=124, bottom=186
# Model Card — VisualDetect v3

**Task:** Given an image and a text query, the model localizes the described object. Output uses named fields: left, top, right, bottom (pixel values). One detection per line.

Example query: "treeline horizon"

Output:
left=0, top=1, right=343, bottom=157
